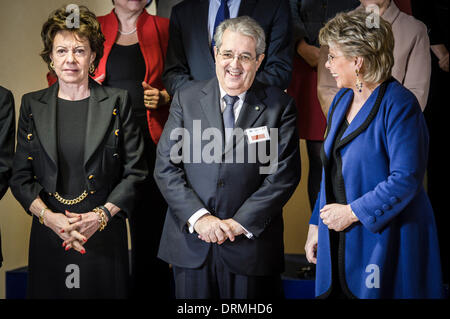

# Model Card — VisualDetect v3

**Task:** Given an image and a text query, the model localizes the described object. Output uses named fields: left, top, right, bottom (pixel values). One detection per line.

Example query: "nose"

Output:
left=66, top=51, right=75, bottom=63
left=325, top=59, right=331, bottom=70
left=229, top=55, right=240, bottom=68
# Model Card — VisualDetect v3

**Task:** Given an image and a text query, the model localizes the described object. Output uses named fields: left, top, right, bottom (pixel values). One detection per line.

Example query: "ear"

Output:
left=255, top=53, right=265, bottom=71
left=90, top=52, right=96, bottom=65
left=213, top=46, right=218, bottom=62
left=354, top=56, right=364, bottom=72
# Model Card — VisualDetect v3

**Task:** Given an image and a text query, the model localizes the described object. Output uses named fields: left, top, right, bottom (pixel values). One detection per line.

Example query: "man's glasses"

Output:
left=217, top=50, right=256, bottom=64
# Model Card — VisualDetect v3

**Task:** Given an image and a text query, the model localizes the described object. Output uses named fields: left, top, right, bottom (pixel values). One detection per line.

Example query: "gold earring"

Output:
left=355, top=69, right=363, bottom=93
left=50, top=61, right=55, bottom=70
left=89, top=64, right=95, bottom=74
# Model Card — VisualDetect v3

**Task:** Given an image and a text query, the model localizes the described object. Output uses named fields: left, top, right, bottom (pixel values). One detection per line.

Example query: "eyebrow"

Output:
left=222, top=49, right=253, bottom=56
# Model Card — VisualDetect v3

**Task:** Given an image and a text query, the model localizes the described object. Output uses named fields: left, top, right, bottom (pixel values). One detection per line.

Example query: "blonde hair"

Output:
left=319, top=10, right=394, bottom=84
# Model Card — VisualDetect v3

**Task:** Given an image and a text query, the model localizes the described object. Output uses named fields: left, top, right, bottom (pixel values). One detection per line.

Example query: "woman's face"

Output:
left=50, top=30, right=95, bottom=85
left=114, top=0, right=148, bottom=13
left=325, top=45, right=358, bottom=89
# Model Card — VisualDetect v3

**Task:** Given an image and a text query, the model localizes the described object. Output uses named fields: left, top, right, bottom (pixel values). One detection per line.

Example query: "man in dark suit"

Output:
left=162, top=0, right=293, bottom=96
left=155, top=16, right=301, bottom=298
left=0, top=86, right=15, bottom=268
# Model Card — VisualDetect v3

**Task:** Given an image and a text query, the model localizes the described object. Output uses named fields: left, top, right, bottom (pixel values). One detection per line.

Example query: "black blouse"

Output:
left=56, top=97, right=89, bottom=196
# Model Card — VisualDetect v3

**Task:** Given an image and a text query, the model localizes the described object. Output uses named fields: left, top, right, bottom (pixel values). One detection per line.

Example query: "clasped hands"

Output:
left=193, top=215, right=246, bottom=245
left=44, top=209, right=104, bottom=255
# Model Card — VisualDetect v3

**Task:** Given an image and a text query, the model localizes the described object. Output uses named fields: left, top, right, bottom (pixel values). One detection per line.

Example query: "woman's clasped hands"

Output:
left=57, top=210, right=105, bottom=255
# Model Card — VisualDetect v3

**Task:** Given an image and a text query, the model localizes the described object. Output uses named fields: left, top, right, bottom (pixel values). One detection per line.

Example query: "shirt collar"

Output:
left=218, top=83, right=246, bottom=103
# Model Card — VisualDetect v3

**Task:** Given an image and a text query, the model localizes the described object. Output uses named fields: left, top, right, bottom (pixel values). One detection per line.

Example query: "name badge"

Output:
left=245, top=126, right=270, bottom=144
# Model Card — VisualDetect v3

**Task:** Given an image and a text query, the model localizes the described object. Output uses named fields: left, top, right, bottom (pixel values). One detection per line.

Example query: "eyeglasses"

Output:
left=327, top=53, right=344, bottom=64
left=217, top=50, right=256, bottom=64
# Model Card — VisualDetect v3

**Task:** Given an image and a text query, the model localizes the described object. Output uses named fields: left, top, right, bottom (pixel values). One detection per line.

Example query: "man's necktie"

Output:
left=223, top=94, right=238, bottom=144
left=212, top=0, right=230, bottom=53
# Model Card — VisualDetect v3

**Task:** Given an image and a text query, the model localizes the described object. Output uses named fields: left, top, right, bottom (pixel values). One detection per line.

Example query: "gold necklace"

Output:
left=53, top=190, right=88, bottom=205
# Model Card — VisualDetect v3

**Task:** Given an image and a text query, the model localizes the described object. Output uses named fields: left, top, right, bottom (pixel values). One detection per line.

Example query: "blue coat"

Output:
left=310, top=79, right=443, bottom=298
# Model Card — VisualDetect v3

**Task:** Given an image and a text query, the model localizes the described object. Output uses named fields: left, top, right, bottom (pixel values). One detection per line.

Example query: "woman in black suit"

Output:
left=9, top=5, right=147, bottom=298
left=0, top=86, right=15, bottom=269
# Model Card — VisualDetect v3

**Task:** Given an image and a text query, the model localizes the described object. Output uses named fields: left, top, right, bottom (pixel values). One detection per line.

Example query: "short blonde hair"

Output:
left=319, top=10, right=394, bottom=84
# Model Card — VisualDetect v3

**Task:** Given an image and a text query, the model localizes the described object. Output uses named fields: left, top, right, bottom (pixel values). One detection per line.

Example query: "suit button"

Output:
left=382, top=204, right=391, bottom=211
left=217, top=180, right=224, bottom=187
left=375, top=209, right=384, bottom=216
left=88, top=175, right=94, bottom=180
left=367, top=216, right=376, bottom=223
left=390, top=196, right=399, bottom=204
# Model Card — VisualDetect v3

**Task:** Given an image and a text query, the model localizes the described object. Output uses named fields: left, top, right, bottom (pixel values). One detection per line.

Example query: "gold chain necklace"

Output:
left=53, top=190, right=88, bottom=205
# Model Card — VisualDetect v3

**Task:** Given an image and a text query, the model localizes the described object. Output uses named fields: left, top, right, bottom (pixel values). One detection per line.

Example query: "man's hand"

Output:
left=194, top=215, right=234, bottom=244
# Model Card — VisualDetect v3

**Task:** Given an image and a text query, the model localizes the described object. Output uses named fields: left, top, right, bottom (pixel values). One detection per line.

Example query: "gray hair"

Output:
left=213, top=16, right=266, bottom=57
left=319, top=10, right=394, bottom=84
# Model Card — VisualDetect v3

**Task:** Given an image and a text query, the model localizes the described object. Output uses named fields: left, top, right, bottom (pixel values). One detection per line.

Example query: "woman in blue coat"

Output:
left=305, top=10, right=443, bottom=298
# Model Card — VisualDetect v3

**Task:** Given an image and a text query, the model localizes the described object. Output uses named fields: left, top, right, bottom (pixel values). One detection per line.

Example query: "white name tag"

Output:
left=245, top=126, right=270, bottom=144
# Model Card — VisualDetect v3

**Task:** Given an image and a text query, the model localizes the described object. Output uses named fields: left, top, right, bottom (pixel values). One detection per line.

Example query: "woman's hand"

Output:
left=319, top=203, right=358, bottom=232
left=44, top=210, right=86, bottom=254
left=305, top=224, right=318, bottom=264
left=297, top=38, right=320, bottom=68
left=142, top=81, right=170, bottom=109
left=61, top=211, right=101, bottom=252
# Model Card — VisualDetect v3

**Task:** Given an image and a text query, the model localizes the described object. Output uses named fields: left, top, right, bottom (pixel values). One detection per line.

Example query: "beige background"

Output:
left=0, top=0, right=311, bottom=299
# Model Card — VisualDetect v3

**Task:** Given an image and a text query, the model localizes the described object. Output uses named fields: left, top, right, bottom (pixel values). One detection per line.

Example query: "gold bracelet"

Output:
left=93, top=207, right=107, bottom=231
left=39, top=207, right=47, bottom=224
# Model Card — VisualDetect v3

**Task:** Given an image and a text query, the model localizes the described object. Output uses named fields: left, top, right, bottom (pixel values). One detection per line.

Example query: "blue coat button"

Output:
left=368, top=216, right=376, bottom=223
left=382, top=204, right=391, bottom=210
left=390, top=196, right=399, bottom=204
left=375, top=210, right=384, bottom=216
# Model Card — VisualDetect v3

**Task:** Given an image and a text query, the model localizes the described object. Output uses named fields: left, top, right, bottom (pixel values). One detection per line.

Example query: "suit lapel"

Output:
left=200, top=78, right=224, bottom=137
left=32, top=83, right=59, bottom=167
left=227, top=82, right=267, bottom=154
left=336, top=81, right=388, bottom=150
left=83, top=79, right=114, bottom=165
left=322, top=89, right=352, bottom=164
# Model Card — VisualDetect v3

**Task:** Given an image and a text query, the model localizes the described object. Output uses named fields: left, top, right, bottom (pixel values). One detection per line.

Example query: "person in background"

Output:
left=0, top=86, right=15, bottom=269
left=162, top=0, right=293, bottom=96
left=10, top=6, right=147, bottom=298
left=305, top=10, right=443, bottom=298
left=95, top=0, right=171, bottom=298
left=317, top=0, right=431, bottom=115
left=155, top=0, right=182, bottom=18
left=411, top=0, right=449, bottom=286
left=288, top=0, right=359, bottom=215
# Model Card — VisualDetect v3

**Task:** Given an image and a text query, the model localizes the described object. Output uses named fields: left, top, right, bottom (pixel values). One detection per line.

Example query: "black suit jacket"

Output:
left=10, top=80, right=147, bottom=217
left=0, top=86, right=15, bottom=267
left=162, top=0, right=293, bottom=96
left=155, top=78, right=301, bottom=276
